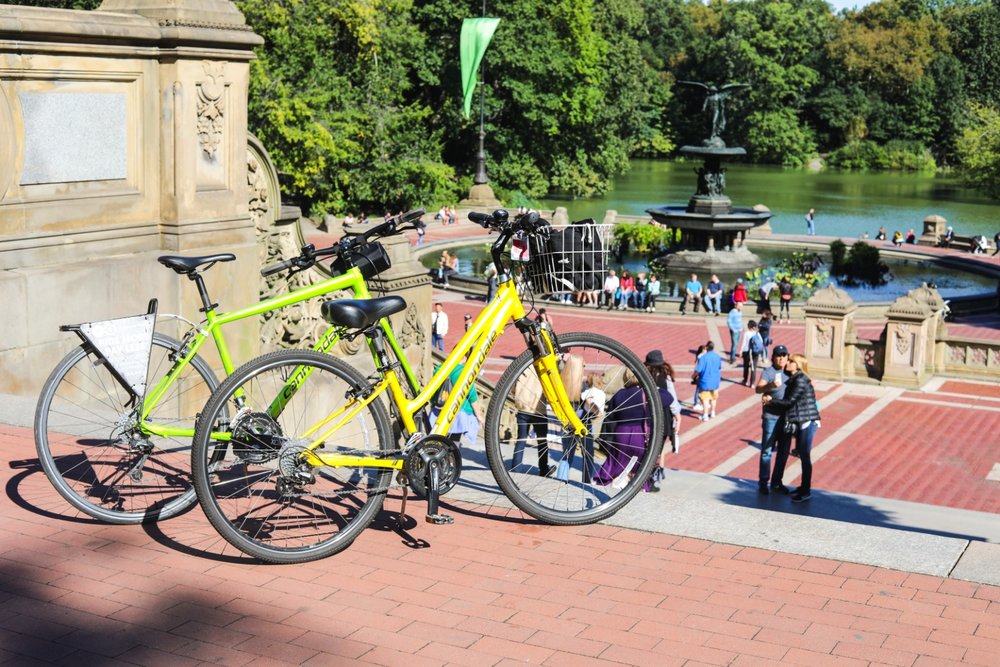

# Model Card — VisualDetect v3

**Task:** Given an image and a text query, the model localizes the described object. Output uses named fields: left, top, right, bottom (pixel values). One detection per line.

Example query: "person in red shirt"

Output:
left=731, top=278, right=749, bottom=307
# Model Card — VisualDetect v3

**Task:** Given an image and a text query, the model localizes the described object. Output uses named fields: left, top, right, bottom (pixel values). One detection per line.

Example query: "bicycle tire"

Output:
left=191, top=350, right=394, bottom=563
left=33, top=333, right=218, bottom=524
left=484, top=332, right=663, bottom=525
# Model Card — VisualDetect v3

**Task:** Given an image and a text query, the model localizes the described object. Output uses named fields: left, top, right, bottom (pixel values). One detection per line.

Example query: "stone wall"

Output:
left=0, top=1, right=262, bottom=396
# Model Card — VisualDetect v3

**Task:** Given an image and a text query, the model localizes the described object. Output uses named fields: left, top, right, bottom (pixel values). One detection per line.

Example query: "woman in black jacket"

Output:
left=762, top=353, right=820, bottom=502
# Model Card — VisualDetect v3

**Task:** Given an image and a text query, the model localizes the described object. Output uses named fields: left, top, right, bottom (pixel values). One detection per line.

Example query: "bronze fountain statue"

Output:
left=646, top=79, right=771, bottom=273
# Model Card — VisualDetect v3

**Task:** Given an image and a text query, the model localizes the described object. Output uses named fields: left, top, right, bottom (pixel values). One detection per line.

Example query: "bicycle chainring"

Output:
left=404, top=435, right=462, bottom=498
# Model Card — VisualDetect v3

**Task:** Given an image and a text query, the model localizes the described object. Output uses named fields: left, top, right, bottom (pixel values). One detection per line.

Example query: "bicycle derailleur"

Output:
left=402, top=435, right=462, bottom=525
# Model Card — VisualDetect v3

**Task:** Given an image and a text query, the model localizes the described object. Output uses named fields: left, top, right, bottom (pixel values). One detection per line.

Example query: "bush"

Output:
left=829, top=239, right=848, bottom=274
left=835, top=241, right=889, bottom=286
left=827, top=140, right=936, bottom=171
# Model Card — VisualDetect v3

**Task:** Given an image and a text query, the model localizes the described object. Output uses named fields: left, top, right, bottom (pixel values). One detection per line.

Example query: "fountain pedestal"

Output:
left=647, top=141, right=771, bottom=273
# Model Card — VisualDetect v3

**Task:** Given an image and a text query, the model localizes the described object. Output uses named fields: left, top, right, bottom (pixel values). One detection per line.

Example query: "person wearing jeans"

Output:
left=703, top=274, right=723, bottom=315
left=763, top=352, right=820, bottom=502
left=755, top=346, right=792, bottom=495
left=727, top=301, right=744, bottom=364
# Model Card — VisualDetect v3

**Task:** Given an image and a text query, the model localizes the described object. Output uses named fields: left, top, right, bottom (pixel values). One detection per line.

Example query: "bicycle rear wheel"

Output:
left=484, top=332, right=663, bottom=525
left=34, top=333, right=218, bottom=524
left=191, top=350, right=394, bottom=564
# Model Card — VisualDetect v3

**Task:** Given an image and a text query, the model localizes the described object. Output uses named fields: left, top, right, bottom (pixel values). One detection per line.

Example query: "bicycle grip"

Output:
left=468, top=211, right=491, bottom=227
left=261, top=258, right=294, bottom=277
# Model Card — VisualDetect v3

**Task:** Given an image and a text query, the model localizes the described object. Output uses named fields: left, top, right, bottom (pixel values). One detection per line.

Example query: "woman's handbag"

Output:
left=783, top=420, right=797, bottom=435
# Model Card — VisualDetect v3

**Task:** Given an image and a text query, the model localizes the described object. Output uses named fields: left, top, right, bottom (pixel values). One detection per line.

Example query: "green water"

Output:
left=544, top=160, right=999, bottom=241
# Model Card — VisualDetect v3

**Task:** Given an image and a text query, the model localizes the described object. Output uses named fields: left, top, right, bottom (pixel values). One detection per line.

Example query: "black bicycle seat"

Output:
left=157, top=254, right=236, bottom=274
left=321, top=296, right=407, bottom=329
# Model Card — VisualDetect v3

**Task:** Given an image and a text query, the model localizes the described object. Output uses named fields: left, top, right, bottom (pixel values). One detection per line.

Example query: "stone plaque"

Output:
left=19, top=92, right=127, bottom=185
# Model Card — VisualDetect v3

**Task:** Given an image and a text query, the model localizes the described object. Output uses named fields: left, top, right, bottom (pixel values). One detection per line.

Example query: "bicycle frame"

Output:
left=296, top=276, right=587, bottom=470
left=140, top=266, right=419, bottom=439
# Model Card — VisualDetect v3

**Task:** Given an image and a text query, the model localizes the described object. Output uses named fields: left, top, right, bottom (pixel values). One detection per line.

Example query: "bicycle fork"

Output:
left=515, top=318, right=588, bottom=437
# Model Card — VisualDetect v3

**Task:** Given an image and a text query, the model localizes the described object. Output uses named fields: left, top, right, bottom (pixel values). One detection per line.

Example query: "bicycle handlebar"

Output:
left=260, top=208, right=425, bottom=277
left=469, top=208, right=549, bottom=238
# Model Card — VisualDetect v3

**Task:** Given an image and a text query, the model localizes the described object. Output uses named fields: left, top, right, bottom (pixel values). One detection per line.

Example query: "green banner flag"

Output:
left=460, top=17, right=501, bottom=119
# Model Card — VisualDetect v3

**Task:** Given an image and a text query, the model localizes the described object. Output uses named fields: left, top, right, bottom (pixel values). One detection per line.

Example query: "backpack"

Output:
left=431, top=367, right=453, bottom=409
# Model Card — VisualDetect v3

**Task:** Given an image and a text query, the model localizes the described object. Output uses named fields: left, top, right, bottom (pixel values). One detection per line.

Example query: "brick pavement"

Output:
left=2, top=420, right=1000, bottom=666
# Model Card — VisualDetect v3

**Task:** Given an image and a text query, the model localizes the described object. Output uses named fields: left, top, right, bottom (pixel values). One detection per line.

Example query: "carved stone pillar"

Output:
left=918, top=214, right=946, bottom=247
left=906, top=283, right=947, bottom=375
left=803, top=284, right=857, bottom=381
left=883, top=292, right=934, bottom=387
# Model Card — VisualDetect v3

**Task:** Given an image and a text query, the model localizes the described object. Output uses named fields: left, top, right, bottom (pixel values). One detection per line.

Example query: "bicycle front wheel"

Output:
left=191, top=350, right=394, bottom=564
left=34, top=333, right=218, bottom=524
left=484, top=332, right=663, bottom=525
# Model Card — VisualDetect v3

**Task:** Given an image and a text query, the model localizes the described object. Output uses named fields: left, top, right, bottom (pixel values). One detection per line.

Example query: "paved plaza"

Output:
left=2, top=220, right=999, bottom=665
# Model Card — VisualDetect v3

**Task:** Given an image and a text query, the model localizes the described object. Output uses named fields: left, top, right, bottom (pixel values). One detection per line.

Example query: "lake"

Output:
left=543, top=160, right=999, bottom=241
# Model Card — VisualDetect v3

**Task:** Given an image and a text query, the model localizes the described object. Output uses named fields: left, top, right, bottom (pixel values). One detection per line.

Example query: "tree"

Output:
left=955, top=101, right=1000, bottom=197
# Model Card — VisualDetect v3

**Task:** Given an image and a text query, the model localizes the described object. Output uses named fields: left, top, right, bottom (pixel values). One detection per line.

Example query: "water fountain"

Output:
left=646, top=81, right=772, bottom=273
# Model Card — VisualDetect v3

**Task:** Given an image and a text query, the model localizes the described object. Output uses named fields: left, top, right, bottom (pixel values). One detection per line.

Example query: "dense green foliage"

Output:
left=745, top=251, right=830, bottom=301
left=611, top=222, right=674, bottom=255
left=829, top=240, right=889, bottom=285
left=10, top=0, right=1000, bottom=206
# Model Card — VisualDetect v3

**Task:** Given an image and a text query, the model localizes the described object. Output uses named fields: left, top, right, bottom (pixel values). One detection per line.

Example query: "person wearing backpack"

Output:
left=757, top=311, right=773, bottom=362
left=740, top=320, right=765, bottom=386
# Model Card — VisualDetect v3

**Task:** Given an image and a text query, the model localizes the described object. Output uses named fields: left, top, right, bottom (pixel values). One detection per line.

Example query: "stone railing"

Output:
left=807, top=282, right=1000, bottom=386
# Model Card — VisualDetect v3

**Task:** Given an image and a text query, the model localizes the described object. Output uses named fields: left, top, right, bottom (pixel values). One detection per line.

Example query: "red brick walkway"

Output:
left=2, top=421, right=999, bottom=666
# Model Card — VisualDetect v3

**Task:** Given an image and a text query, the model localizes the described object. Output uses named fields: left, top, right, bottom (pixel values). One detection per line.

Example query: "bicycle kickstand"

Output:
left=422, top=449, right=454, bottom=525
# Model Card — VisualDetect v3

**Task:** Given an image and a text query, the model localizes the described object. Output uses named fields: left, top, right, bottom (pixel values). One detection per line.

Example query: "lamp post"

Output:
left=473, top=0, right=489, bottom=185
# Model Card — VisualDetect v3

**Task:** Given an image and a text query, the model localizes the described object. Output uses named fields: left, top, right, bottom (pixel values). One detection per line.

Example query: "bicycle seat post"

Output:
left=188, top=271, right=219, bottom=313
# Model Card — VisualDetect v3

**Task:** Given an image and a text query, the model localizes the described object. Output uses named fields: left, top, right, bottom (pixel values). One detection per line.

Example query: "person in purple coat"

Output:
left=593, top=369, right=674, bottom=492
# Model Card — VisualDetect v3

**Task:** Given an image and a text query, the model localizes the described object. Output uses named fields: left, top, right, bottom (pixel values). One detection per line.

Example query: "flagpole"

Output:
left=473, top=0, right=489, bottom=185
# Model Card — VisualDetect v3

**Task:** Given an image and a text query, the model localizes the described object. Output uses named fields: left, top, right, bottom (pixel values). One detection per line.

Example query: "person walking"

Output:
left=757, top=310, right=773, bottom=361
left=993, top=231, right=1000, bottom=256
left=777, top=275, right=793, bottom=322
left=762, top=353, right=820, bottom=502
left=741, top=320, right=765, bottom=386
left=693, top=341, right=722, bottom=420
left=755, top=345, right=792, bottom=495
left=727, top=301, right=744, bottom=364
left=805, top=208, right=816, bottom=235
left=680, top=273, right=702, bottom=314
left=644, top=350, right=682, bottom=454
left=430, top=302, right=448, bottom=352
left=703, top=274, right=724, bottom=315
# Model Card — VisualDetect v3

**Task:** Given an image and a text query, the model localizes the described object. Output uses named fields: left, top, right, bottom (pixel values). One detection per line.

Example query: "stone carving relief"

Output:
left=197, top=61, right=226, bottom=159
left=814, top=317, right=833, bottom=350
left=970, top=347, right=988, bottom=367
left=247, top=149, right=270, bottom=233
left=893, top=324, right=912, bottom=357
left=399, top=301, right=427, bottom=349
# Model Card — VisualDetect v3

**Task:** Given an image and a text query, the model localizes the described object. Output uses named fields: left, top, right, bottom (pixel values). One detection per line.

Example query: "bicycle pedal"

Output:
left=425, top=513, right=454, bottom=525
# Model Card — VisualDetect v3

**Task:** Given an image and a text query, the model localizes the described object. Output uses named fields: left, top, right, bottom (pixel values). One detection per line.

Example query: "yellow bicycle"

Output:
left=190, top=209, right=663, bottom=563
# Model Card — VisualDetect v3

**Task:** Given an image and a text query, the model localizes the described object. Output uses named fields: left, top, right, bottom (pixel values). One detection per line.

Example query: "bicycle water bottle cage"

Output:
left=320, top=296, right=406, bottom=330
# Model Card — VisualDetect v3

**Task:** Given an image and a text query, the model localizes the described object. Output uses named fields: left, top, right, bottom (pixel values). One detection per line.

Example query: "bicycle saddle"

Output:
left=157, top=254, right=236, bottom=274
left=321, top=296, right=407, bottom=330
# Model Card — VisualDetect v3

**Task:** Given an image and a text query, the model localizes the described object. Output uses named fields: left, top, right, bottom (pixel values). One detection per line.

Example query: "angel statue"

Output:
left=679, top=81, right=752, bottom=140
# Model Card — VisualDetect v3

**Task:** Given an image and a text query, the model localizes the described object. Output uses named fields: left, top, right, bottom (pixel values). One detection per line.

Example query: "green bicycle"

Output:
left=33, top=210, right=426, bottom=524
